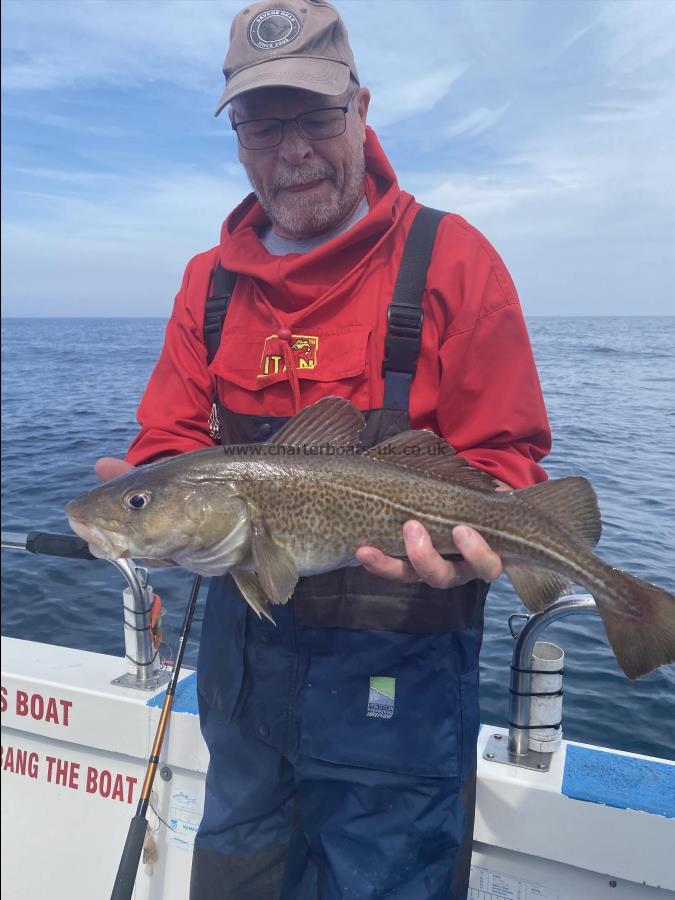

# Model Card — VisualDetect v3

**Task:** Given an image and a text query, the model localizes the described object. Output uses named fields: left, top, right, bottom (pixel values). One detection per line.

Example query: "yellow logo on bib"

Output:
left=259, top=334, right=319, bottom=377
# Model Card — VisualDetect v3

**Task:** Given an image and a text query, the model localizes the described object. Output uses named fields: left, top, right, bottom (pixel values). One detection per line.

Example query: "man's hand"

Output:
left=356, top=477, right=510, bottom=588
left=94, top=455, right=173, bottom=481
left=356, top=522, right=503, bottom=589
left=94, top=457, right=133, bottom=481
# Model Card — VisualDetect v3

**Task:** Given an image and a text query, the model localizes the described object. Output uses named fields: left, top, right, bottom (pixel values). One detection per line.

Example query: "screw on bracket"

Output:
left=160, top=765, right=172, bottom=782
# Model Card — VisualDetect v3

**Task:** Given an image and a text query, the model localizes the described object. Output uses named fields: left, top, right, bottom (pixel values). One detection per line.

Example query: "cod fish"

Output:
left=66, top=397, right=675, bottom=680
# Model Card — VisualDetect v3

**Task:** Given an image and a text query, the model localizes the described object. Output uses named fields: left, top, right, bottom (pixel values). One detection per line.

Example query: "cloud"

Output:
left=1, top=164, right=250, bottom=316
left=384, top=0, right=675, bottom=315
left=1, top=0, right=466, bottom=130
left=1, top=0, right=674, bottom=317
left=1, top=0, right=239, bottom=94
left=445, top=104, right=510, bottom=138
left=596, top=0, right=675, bottom=73
left=369, top=68, right=466, bottom=130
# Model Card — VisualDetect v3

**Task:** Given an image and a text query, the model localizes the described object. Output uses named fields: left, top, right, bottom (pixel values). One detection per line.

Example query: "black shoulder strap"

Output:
left=382, top=205, right=445, bottom=378
left=204, top=265, right=237, bottom=366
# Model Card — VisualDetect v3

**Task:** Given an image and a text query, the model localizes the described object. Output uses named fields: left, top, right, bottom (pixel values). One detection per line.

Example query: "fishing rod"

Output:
left=2, top=530, right=96, bottom=559
left=110, top=572, right=202, bottom=900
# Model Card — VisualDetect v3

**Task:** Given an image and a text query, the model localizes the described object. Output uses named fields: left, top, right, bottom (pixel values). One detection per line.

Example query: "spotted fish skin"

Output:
left=66, top=398, right=675, bottom=680
left=214, top=448, right=574, bottom=570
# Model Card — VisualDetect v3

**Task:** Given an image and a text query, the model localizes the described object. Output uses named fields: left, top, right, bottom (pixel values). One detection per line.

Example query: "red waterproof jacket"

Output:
left=127, top=128, right=550, bottom=488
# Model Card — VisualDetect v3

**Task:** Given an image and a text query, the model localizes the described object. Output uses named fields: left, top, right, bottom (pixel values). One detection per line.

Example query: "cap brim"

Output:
left=214, top=57, right=351, bottom=116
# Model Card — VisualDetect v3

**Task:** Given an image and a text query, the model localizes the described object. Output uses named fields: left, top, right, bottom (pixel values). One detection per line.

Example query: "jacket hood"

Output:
left=217, top=127, right=415, bottom=316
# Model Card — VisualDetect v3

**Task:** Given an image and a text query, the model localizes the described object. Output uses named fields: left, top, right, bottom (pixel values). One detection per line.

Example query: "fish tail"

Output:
left=593, top=567, right=675, bottom=679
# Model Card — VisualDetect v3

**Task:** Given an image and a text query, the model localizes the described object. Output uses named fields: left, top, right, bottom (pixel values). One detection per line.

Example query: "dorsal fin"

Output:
left=516, top=476, right=602, bottom=548
left=268, top=397, right=365, bottom=449
left=364, top=431, right=499, bottom=490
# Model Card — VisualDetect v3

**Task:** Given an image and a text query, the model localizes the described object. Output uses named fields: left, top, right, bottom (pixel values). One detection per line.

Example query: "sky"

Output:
left=1, top=0, right=674, bottom=317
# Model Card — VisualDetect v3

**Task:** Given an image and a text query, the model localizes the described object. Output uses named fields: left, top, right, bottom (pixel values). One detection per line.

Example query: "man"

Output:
left=97, top=2, right=550, bottom=897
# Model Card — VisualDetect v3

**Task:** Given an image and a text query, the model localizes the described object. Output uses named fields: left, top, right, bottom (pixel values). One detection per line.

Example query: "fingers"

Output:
left=357, top=522, right=503, bottom=589
left=494, top=479, right=513, bottom=492
left=94, top=457, right=133, bottom=482
left=401, top=521, right=460, bottom=589
left=355, top=547, right=421, bottom=583
left=452, top=525, right=503, bottom=582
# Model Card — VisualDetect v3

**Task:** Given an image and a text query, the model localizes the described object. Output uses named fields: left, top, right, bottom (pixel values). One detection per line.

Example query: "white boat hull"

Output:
left=2, top=636, right=674, bottom=899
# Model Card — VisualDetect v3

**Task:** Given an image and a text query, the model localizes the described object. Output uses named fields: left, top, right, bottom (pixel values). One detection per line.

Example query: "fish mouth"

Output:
left=68, top=518, right=130, bottom=560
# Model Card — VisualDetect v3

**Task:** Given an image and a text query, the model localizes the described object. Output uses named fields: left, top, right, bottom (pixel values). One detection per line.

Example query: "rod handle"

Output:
left=110, top=815, right=147, bottom=900
left=26, top=531, right=96, bottom=560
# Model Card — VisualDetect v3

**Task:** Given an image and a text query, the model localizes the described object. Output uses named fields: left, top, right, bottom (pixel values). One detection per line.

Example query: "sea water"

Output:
left=1, top=316, right=674, bottom=759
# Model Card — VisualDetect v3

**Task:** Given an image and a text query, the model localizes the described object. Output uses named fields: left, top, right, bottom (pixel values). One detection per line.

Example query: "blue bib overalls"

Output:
left=190, top=209, right=488, bottom=900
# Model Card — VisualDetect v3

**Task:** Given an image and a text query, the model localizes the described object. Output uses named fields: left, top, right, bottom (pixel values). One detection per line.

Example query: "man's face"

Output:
left=229, top=85, right=370, bottom=240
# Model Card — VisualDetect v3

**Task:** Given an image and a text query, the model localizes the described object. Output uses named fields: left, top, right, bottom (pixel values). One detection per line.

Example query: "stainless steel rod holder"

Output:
left=2, top=531, right=168, bottom=691
left=508, top=594, right=599, bottom=756
left=108, top=559, right=162, bottom=689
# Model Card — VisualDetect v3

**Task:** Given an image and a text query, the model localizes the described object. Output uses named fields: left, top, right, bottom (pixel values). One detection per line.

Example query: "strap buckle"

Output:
left=382, top=303, right=424, bottom=375
left=203, top=295, right=231, bottom=335
left=387, top=303, right=424, bottom=337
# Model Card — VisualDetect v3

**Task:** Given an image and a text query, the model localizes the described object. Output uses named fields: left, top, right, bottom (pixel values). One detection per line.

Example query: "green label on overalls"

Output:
left=367, top=676, right=396, bottom=719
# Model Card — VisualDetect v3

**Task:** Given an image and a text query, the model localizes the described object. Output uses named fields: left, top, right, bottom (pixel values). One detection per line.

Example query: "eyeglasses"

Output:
left=232, top=92, right=357, bottom=150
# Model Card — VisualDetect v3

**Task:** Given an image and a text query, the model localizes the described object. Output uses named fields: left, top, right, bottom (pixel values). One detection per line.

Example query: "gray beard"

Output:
left=246, top=155, right=366, bottom=240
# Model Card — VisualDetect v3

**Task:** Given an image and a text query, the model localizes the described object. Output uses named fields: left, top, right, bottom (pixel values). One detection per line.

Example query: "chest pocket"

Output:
left=209, top=324, right=372, bottom=406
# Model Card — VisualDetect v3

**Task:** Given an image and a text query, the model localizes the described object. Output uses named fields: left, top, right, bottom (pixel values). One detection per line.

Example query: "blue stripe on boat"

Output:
left=562, top=743, right=675, bottom=819
left=147, top=671, right=199, bottom=715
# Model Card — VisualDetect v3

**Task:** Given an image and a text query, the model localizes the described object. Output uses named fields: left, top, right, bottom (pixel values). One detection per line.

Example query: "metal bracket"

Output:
left=508, top=613, right=530, bottom=639
left=483, top=732, right=552, bottom=772
left=111, top=671, right=170, bottom=692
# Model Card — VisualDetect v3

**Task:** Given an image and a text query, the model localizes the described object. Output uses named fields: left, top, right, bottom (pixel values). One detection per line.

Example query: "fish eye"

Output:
left=124, top=491, right=151, bottom=511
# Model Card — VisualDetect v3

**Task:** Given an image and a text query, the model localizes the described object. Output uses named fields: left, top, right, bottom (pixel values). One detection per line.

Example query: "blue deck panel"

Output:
left=562, top=743, right=675, bottom=818
left=147, top=671, right=199, bottom=715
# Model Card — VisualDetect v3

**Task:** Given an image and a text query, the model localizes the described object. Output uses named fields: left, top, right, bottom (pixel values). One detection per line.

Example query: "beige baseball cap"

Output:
left=214, top=0, right=360, bottom=115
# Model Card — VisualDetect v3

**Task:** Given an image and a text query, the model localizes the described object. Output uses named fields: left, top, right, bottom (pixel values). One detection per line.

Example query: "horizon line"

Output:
left=3, top=314, right=674, bottom=321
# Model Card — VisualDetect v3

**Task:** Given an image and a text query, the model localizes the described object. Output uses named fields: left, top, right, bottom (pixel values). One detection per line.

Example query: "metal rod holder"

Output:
left=1, top=531, right=169, bottom=692
left=484, top=593, right=600, bottom=771
left=108, top=559, right=170, bottom=692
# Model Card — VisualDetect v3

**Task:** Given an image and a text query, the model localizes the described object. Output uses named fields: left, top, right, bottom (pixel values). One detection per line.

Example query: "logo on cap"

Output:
left=248, top=8, right=302, bottom=51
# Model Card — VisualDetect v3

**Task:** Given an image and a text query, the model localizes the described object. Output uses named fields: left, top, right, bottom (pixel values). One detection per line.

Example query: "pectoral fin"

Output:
left=231, top=570, right=276, bottom=623
left=504, top=564, right=571, bottom=613
left=250, top=513, right=299, bottom=605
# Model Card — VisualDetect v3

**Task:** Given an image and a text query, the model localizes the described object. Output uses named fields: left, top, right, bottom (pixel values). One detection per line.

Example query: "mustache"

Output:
left=271, top=164, right=336, bottom=194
